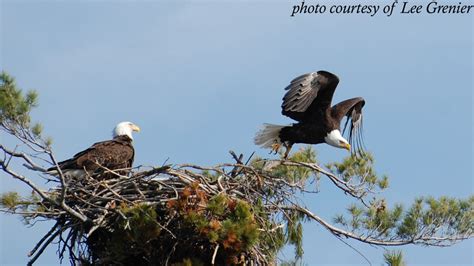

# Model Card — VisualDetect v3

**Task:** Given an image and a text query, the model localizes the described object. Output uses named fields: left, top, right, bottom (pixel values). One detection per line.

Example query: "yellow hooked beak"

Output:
left=343, top=143, right=351, bottom=151
left=131, top=124, right=141, bottom=132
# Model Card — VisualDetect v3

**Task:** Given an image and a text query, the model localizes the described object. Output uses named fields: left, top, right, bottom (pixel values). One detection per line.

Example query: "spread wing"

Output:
left=331, top=97, right=366, bottom=156
left=281, top=70, right=340, bottom=122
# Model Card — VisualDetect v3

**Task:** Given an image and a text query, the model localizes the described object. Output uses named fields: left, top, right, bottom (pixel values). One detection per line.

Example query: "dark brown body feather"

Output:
left=48, top=135, right=134, bottom=178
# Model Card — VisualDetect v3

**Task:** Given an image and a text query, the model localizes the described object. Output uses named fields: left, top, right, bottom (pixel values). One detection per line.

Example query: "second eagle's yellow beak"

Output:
left=131, top=124, right=141, bottom=132
left=343, top=143, right=351, bottom=151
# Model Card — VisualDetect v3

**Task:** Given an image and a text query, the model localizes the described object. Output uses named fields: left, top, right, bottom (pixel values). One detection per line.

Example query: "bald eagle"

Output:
left=255, top=70, right=366, bottom=158
left=47, top=121, right=140, bottom=179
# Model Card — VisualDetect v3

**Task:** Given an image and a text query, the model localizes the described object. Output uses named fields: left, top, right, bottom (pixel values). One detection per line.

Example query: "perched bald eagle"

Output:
left=47, top=121, right=140, bottom=179
left=255, top=70, right=365, bottom=158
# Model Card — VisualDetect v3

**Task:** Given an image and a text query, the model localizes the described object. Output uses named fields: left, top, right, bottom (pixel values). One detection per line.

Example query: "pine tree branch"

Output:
left=0, top=159, right=51, bottom=202
left=0, top=144, right=47, bottom=172
left=266, top=159, right=370, bottom=206
left=28, top=221, right=61, bottom=257
left=27, top=224, right=64, bottom=266
left=281, top=205, right=472, bottom=247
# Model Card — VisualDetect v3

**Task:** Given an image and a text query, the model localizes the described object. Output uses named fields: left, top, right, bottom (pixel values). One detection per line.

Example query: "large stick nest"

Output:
left=26, top=152, right=316, bottom=266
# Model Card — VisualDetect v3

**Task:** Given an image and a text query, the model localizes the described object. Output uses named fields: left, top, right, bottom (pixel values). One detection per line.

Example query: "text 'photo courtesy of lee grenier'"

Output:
left=290, top=1, right=474, bottom=17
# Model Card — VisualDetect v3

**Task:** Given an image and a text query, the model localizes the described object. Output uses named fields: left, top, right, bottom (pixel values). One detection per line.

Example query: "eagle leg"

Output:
left=283, top=143, right=293, bottom=159
left=271, top=142, right=281, bottom=155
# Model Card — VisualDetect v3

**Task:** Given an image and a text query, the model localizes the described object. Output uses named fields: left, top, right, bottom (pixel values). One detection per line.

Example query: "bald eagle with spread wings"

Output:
left=255, top=70, right=366, bottom=158
left=47, top=121, right=140, bottom=179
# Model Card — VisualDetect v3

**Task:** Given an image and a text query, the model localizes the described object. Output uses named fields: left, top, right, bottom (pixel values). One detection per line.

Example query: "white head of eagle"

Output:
left=324, top=129, right=351, bottom=151
left=113, top=121, right=141, bottom=140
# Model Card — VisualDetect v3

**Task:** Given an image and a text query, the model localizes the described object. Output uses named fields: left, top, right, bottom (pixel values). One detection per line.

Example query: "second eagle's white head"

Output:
left=113, top=121, right=141, bottom=140
left=324, top=129, right=351, bottom=151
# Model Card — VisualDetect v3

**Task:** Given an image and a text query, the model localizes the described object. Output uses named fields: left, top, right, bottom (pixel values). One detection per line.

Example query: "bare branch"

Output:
left=211, top=244, right=219, bottom=265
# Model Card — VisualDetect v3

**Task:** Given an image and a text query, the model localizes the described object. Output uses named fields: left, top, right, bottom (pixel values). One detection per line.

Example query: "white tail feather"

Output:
left=254, top=124, right=286, bottom=149
left=46, top=169, right=85, bottom=178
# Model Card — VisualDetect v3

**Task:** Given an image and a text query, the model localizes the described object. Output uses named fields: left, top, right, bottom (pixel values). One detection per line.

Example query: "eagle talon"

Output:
left=271, top=143, right=281, bottom=155
left=282, top=143, right=293, bottom=159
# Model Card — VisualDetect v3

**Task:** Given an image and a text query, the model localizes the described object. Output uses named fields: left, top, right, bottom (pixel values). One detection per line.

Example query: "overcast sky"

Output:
left=1, top=1, right=472, bottom=265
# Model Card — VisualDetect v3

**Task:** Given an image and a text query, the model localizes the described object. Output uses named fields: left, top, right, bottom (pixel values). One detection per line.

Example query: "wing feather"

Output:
left=331, top=97, right=366, bottom=156
left=281, top=71, right=339, bottom=122
left=50, top=138, right=134, bottom=176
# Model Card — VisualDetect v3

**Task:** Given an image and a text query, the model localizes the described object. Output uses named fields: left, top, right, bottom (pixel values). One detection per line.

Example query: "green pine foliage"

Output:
left=86, top=183, right=265, bottom=265
left=331, top=155, right=473, bottom=243
left=120, top=204, right=162, bottom=243
left=384, top=250, right=406, bottom=266
left=0, top=191, right=45, bottom=224
left=396, top=196, right=474, bottom=239
left=326, top=152, right=389, bottom=192
left=0, top=72, right=37, bottom=125
left=0, top=72, right=38, bottom=129
left=0, top=192, right=22, bottom=209
left=169, top=184, right=261, bottom=263
left=279, top=259, right=305, bottom=266
left=269, top=147, right=318, bottom=183
left=0, top=71, right=51, bottom=145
